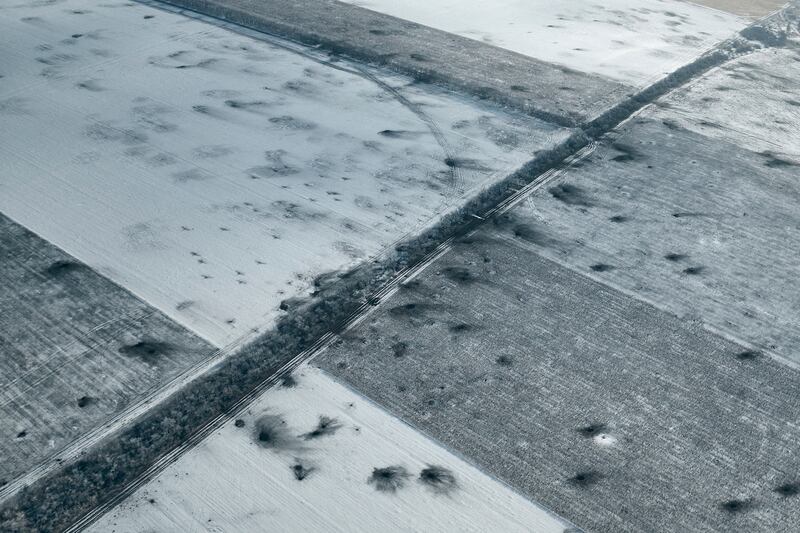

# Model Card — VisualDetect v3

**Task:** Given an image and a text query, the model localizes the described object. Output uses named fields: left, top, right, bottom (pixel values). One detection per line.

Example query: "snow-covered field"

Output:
left=0, top=0, right=568, bottom=348
left=342, top=0, right=746, bottom=85
left=495, top=43, right=800, bottom=363
left=658, top=47, right=800, bottom=159
left=89, top=366, right=569, bottom=533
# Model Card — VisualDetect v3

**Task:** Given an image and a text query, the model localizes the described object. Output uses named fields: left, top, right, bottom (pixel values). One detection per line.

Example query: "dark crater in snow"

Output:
left=568, top=470, right=603, bottom=488
left=444, top=157, right=492, bottom=171
left=719, top=498, right=754, bottom=513
left=292, top=461, right=315, bottom=481
left=609, top=143, right=641, bottom=163
left=368, top=465, right=411, bottom=493
left=439, top=266, right=479, bottom=284
left=77, top=396, right=97, bottom=408
left=449, top=323, right=475, bottom=334
left=577, top=423, right=607, bottom=438
left=378, top=129, right=424, bottom=139
left=44, top=260, right=85, bottom=277
left=682, top=266, right=706, bottom=276
left=760, top=151, right=798, bottom=168
left=280, top=374, right=297, bottom=388
left=253, top=414, right=303, bottom=452
left=774, top=482, right=800, bottom=497
left=735, top=350, right=762, bottom=361
left=301, top=416, right=342, bottom=440
left=548, top=183, right=594, bottom=207
left=391, top=341, right=408, bottom=358
left=495, top=354, right=513, bottom=367
left=118, top=340, right=174, bottom=366
left=387, top=302, right=440, bottom=319
left=418, top=465, right=457, bottom=495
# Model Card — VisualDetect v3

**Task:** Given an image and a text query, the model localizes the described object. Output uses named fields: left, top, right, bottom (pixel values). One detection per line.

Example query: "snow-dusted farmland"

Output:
left=90, top=366, right=570, bottom=533
left=0, top=0, right=568, bottom=348
left=342, top=0, right=746, bottom=85
left=658, top=47, right=800, bottom=159
left=0, top=213, right=215, bottom=486
left=504, top=45, right=800, bottom=364
left=689, top=0, right=788, bottom=18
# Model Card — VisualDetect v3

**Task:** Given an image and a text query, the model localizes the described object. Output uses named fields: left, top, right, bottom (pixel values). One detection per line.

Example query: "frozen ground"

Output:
left=0, top=213, right=214, bottom=488
left=3, top=0, right=799, bottom=531
left=89, top=366, right=570, bottom=533
left=0, top=0, right=568, bottom=348
left=342, top=0, right=746, bottom=85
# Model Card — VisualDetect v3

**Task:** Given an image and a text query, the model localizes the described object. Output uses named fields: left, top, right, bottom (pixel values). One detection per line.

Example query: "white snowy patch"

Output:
left=89, top=366, right=569, bottom=533
left=0, top=0, right=568, bottom=347
left=656, top=47, right=800, bottom=159
left=343, top=0, right=746, bottom=85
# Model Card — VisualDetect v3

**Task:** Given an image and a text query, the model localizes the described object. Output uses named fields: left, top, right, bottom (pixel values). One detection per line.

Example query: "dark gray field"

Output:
left=0, top=214, right=215, bottom=486
left=318, top=229, right=800, bottom=532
